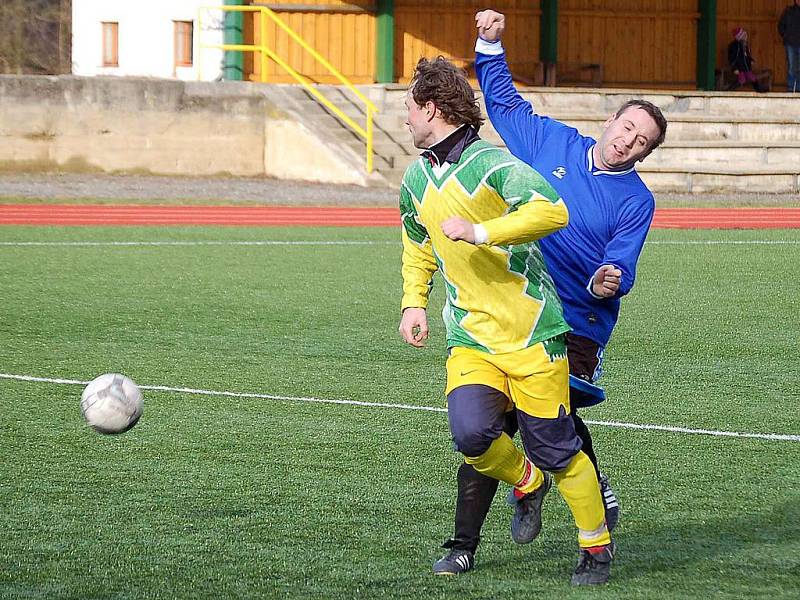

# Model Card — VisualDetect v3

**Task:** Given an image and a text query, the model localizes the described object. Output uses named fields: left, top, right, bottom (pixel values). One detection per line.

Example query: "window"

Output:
left=101, top=22, right=119, bottom=67
left=174, top=21, right=193, bottom=67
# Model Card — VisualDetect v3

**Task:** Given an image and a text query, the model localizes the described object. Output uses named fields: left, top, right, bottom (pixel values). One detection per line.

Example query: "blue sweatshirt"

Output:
left=475, top=47, right=654, bottom=347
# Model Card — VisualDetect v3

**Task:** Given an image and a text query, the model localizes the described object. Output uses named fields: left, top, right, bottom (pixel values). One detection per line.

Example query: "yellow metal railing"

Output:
left=198, top=5, right=378, bottom=173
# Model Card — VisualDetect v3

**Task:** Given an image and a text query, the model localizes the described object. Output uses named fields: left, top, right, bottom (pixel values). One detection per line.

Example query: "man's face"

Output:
left=405, top=90, right=435, bottom=149
left=595, top=106, right=661, bottom=170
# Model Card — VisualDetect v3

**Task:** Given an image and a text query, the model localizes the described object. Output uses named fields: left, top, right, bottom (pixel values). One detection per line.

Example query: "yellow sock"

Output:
left=514, top=456, right=545, bottom=495
left=552, top=451, right=611, bottom=548
left=464, top=432, right=543, bottom=488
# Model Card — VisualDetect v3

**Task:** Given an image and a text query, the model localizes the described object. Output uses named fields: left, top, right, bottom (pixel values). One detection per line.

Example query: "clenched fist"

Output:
left=591, top=265, right=622, bottom=298
left=475, top=10, right=506, bottom=42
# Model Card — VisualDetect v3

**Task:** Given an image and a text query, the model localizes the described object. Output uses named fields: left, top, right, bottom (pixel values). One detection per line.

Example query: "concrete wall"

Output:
left=72, top=0, right=223, bottom=82
left=0, top=75, right=368, bottom=186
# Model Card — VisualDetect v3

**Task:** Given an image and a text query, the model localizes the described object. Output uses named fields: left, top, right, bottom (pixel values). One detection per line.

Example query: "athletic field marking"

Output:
left=0, top=239, right=798, bottom=248
left=2, top=205, right=800, bottom=228
left=0, top=373, right=443, bottom=413
left=581, top=419, right=799, bottom=442
left=648, top=240, right=800, bottom=245
left=0, top=240, right=393, bottom=247
left=2, top=373, right=797, bottom=443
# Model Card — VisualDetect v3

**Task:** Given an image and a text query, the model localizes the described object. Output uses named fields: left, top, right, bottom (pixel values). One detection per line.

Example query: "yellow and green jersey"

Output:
left=400, top=139, right=570, bottom=355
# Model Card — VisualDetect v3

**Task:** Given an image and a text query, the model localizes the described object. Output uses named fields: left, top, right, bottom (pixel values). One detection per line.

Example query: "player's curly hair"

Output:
left=410, top=57, right=483, bottom=130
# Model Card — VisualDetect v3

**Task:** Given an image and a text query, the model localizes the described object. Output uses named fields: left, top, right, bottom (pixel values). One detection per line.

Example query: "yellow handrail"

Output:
left=198, top=5, right=377, bottom=173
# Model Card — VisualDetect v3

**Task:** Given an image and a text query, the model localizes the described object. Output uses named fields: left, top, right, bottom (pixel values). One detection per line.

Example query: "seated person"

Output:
left=727, top=27, right=767, bottom=92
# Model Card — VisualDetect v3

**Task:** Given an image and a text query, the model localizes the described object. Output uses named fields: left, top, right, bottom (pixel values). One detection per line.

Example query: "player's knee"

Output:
left=447, top=384, right=507, bottom=456
left=449, top=404, right=499, bottom=455
left=516, top=407, right=582, bottom=471
left=534, top=447, right=579, bottom=472
left=451, top=427, right=497, bottom=456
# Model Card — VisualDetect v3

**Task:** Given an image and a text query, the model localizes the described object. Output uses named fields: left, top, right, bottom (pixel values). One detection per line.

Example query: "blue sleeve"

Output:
left=475, top=51, right=547, bottom=161
left=602, top=195, right=654, bottom=297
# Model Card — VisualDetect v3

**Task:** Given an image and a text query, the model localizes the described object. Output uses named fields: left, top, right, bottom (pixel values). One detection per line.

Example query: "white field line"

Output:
left=1, top=372, right=798, bottom=443
left=0, top=240, right=393, bottom=247
left=0, top=239, right=798, bottom=248
left=648, top=240, right=800, bottom=245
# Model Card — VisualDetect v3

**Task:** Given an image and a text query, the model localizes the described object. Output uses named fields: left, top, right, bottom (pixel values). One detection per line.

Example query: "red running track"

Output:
left=1, top=205, right=799, bottom=228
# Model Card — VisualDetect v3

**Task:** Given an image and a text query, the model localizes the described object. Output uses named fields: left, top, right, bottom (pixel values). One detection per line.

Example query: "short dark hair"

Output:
left=614, top=100, right=668, bottom=151
left=410, top=57, right=483, bottom=130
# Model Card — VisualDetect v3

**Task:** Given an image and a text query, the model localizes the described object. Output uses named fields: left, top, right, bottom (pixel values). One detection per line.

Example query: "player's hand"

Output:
left=592, top=265, right=622, bottom=298
left=441, top=217, right=476, bottom=243
left=475, top=10, right=506, bottom=43
left=399, top=307, right=429, bottom=348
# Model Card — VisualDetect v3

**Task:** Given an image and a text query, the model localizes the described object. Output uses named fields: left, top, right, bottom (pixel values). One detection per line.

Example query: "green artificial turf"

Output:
left=0, top=225, right=798, bottom=599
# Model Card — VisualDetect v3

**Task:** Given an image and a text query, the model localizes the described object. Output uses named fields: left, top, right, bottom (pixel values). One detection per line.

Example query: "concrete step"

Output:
left=295, top=83, right=800, bottom=124
left=346, top=116, right=800, bottom=171
left=371, top=142, right=800, bottom=170
left=359, top=134, right=800, bottom=187
left=380, top=85, right=800, bottom=118
left=372, top=141, right=414, bottom=160
left=639, top=163, right=799, bottom=175
left=364, top=135, right=800, bottom=192
left=296, top=96, right=370, bottom=118
left=661, top=120, right=800, bottom=142
left=376, top=118, right=800, bottom=145
left=649, top=141, right=800, bottom=168
left=378, top=155, right=800, bottom=194
left=276, top=83, right=800, bottom=193
left=639, top=169, right=800, bottom=194
left=376, top=166, right=407, bottom=187
left=287, top=83, right=800, bottom=147
left=376, top=108, right=800, bottom=127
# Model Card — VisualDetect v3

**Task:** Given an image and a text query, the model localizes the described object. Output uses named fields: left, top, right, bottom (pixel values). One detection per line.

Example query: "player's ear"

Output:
left=637, top=139, right=657, bottom=162
left=425, top=101, right=437, bottom=121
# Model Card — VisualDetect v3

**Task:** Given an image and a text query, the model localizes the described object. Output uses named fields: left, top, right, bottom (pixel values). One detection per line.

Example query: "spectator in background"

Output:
left=778, top=0, right=800, bottom=92
left=727, top=28, right=766, bottom=92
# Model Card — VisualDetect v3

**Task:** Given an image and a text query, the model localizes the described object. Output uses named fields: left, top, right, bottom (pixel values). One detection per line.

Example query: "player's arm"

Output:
left=588, top=195, right=654, bottom=299
left=399, top=184, right=437, bottom=347
left=474, top=10, right=549, bottom=160
left=442, top=159, right=568, bottom=246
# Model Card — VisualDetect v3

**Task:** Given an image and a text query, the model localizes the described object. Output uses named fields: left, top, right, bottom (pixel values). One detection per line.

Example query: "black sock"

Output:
left=572, top=412, right=600, bottom=479
left=450, top=461, right=499, bottom=554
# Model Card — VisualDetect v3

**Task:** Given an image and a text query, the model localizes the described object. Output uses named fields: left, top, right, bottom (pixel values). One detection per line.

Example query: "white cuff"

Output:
left=586, top=274, right=604, bottom=299
left=475, top=38, right=504, bottom=55
left=474, top=223, right=489, bottom=245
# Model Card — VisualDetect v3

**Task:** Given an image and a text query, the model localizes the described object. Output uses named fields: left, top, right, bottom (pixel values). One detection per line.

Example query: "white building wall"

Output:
left=72, top=0, right=227, bottom=81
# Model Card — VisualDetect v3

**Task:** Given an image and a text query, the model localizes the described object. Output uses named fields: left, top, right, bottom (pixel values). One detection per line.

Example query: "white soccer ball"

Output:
left=80, top=373, right=143, bottom=434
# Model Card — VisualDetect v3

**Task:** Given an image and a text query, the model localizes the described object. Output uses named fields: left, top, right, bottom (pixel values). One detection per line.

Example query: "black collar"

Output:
left=421, top=125, right=480, bottom=168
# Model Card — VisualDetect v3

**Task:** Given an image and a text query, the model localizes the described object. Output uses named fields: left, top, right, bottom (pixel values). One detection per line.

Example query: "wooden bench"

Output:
left=452, top=58, right=545, bottom=86
left=715, top=67, right=772, bottom=92
left=452, top=58, right=601, bottom=88
left=553, top=62, right=603, bottom=87
left=512, top=62, right=602, bottom=87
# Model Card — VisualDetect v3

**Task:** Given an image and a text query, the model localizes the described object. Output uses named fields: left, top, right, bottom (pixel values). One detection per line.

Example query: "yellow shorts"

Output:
left=445, top=340, right=570, bottom=419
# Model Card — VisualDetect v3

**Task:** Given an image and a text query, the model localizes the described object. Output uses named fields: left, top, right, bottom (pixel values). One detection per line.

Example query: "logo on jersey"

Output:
left=552, top=166, right=567, bottom=179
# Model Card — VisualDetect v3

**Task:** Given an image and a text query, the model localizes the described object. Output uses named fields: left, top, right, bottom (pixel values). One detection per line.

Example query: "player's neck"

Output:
left=426, top=123, right=463, bottom=149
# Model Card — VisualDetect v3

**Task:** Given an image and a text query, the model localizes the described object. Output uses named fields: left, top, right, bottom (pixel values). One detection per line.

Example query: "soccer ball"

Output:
left=80, top=373, right=143, bottom=434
